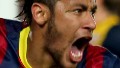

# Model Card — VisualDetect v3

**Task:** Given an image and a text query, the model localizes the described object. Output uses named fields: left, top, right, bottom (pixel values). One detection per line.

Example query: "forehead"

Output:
left=58, top=0, right=96, bottom=7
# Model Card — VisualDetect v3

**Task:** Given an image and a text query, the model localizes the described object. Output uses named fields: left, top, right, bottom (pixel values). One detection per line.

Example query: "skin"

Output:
left=27, top=0, right=97, bottom=68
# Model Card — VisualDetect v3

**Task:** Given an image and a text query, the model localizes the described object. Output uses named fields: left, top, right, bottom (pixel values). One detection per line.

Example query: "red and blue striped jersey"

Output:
left=0, top=18, right=120, bottom=68
left=0, top=18, right=24, bottom=68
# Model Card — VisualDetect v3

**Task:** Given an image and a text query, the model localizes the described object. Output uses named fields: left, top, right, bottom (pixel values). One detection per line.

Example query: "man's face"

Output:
left=45, top=0, right=96, bottom=67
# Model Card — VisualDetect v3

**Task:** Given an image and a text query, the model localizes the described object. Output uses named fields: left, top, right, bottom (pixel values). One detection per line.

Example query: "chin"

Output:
left=60, top=61, right=77, bottom=68
left=59, top=48, right=78, bottom=68
left=60, top=58, right=77, bottom=68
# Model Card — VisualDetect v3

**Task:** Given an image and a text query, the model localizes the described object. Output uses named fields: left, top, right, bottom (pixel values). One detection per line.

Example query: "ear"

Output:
left=31, top=3, right=50, bottom=25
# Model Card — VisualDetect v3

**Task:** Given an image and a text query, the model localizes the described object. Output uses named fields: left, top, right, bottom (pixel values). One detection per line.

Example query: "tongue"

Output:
left=69, top=46, right=83, bottom=63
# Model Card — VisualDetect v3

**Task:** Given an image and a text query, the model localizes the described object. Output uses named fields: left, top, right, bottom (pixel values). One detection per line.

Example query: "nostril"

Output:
left=83, top=26, right=94, bottom=33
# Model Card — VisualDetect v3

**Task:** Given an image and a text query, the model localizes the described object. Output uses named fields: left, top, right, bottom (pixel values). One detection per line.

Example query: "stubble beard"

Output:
left=44, top=17, right=65, bottom=68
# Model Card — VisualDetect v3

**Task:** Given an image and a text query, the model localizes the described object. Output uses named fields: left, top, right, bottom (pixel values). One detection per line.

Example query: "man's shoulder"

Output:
left=87, top=45, right=118, bottom=59
left=88, top=45, right=106, bottom=53
left=0, top=18, right=21, bottom=24
left=77, top=45, right=120, bottom=68
left=0, top=18, right=23, bottom=33
left=87, top=45, right=120, bottom=68
left=0, top=18, right=23, bottom=49
left=0, top=18, right=24, bottom=68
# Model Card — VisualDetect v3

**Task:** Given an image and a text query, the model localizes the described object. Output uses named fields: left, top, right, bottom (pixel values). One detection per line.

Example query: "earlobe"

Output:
left=31, top=3, right=50, bottom=25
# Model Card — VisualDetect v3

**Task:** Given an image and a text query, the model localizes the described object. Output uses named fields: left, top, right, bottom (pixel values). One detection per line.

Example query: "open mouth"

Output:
left=73, top=37, right=91, bottom=49
left=69, top=37, right=91, bottom=63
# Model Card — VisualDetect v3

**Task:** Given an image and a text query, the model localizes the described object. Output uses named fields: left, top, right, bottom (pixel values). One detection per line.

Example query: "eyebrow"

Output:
left=66, top=3, right=97, bottom=13
left=73, top=4, right=88, bottom=11
left=79, top=4, right=88, bottom=11
left=65, top=3, right=88, bottom=12
left=75, top=3, right=97, bottom=14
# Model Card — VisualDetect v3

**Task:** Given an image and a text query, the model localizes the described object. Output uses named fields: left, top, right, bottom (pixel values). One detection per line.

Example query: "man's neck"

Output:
left=27, top=33, right=55, bottom=68
left=26, top=24, right=55, bottom=68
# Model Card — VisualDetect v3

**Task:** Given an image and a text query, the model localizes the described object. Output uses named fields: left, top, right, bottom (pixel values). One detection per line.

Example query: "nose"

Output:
left=82, top=12, right=96, bottom=31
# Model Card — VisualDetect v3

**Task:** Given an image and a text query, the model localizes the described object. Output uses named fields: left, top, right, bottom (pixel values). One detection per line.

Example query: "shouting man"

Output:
left=0, top=0, right=120, bottom=68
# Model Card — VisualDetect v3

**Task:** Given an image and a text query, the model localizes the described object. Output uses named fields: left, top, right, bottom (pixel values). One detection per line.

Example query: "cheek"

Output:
left=54, top=13, right=80, bottom=38
left=54, top=3, right=83, bottom=40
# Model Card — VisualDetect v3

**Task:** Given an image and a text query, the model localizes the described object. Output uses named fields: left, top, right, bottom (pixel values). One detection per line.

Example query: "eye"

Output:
left=73, top=9, right=83, bottom=14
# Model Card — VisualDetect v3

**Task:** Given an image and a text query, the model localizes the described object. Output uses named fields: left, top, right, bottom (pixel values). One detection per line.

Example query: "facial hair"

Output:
left=44, top=17, right=65, bottom=68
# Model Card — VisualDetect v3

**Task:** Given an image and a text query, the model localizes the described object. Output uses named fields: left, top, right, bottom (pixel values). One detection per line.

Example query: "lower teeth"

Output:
left=71, top=51, right=82, bottom=58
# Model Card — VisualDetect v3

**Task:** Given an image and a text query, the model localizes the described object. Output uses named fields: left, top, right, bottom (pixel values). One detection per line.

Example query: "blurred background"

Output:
left=0, top=0, right=19, bottom=20
left=90, top=0, right=120, bottom=58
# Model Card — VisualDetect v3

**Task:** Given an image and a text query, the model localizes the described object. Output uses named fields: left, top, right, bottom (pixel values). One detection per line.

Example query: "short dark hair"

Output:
left=18, top=0, right=58, bottom=24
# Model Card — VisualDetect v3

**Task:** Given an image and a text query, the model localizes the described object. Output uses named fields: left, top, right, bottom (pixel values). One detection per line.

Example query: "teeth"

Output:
left=71, top=51, right=82, bottom=58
